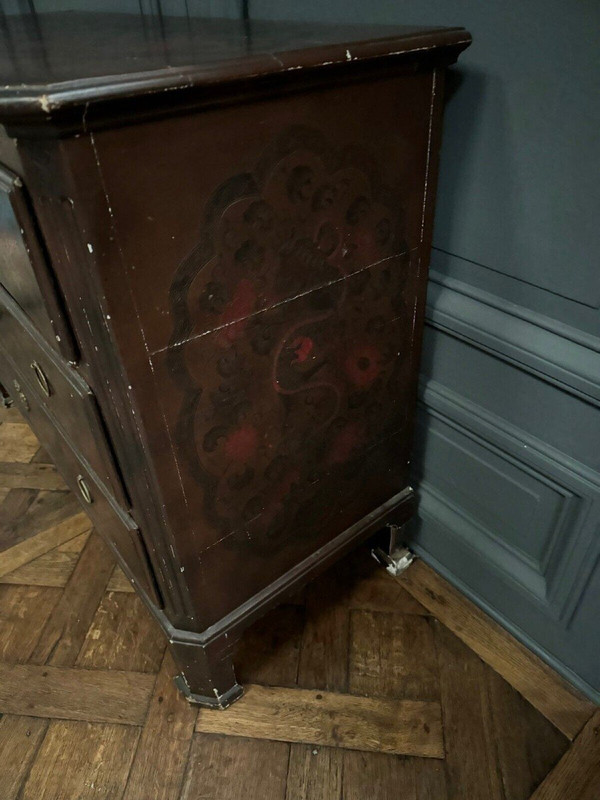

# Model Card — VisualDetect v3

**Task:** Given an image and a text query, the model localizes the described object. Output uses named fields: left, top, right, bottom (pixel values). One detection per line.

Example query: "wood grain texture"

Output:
left=30, top=531, right=115, bottom=666
left=0, top=715, right=48, bottom=800
left=349, top=609, right=439, bottom=701
left=487, top=667, right=568, bottom=799
left=285, top=744, right=344, bottom=800
left=182, top=734, right=289, bottom=800
left=236, top=603, right=304, bottom=688
left=106, top=563, right=136, bottom=593
left=399, top=560, right=596, bottom=739
left=434, top=620, right=505, bottom=800
left=343, top=549, right=429, bottom=615
left=21, top=720, right=140, bottom=800
left=0, top=488, right=37, bottom=550
left=0, top=662, right=154, bottom=724
left=0, top=531, right=89, bottom=587
left=1, top=489, right=80, bottom=550
left=529, top=710, right=600, bottom=800
left=0, top=584, right=61, bottom=662
left=343, top=750, right=417, bottom=800
left=76, top=590, right=166, bottom=672
left=122, top=652, right=197, bottom=800
left=0, top=511, right=91, bottom=577
left=195, top=683, right=444, bottom=758
left=0, top=421, right=39, bottom=462
left=297, top=571, right=349, bottom=692
left=0, top=461, right=66, bottom=491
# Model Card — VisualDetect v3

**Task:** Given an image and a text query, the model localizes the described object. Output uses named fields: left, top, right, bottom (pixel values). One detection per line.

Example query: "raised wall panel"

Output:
left=413, top=378, right=600, bottom=626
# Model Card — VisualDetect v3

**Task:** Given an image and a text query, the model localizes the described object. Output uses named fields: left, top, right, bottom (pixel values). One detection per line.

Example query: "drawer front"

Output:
left=0, top=349, right=161, bottom=606
left=0, top=286, right=127, bottom=508
left=0, top=166, right=77, bottom=362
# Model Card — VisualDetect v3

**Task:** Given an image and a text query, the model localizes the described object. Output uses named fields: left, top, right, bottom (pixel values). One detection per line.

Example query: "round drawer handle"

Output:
left=76, top=474, right=93, bottom=504
left=31, top=361, right=51, bottom=397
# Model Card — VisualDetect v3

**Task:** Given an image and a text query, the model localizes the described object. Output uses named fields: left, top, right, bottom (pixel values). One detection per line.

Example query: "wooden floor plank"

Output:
left=0, top=715, right=48, bottom=800
left=297, top=571, right=349, bottom=692
left=5, top=489, right=81, bottom=550
left=21, top=720, right=140, bottom=800
left=196, top=683, right=443, bottom=758
left=0, top=421, right=40, bottom=462
left=0, top=531, right=89, bottom=588
left=529, top=710, right=600, bottom=800
left=0, top=488, right=38, bottom=549
left=0, top=511, right=91, bottom=578
left=0, top=662, right=154, bottom=724
left=0, top=405, right=21, bottom=423
left=342, top=548, right=430, bottom=615
left=414, top=759, right=449, bottom=800
left=399, top=560, right=596, bottom=739
left=343, top=750, right=416, bottom=800
left=349, top=609, right=439, bottom=702
left=0, top=461, right=66, bottom=491
left=30, top=531, right=115, bottom=666
left=122, top=652, right=197, bottom=800
left=487, top=666, right=569, bottom=800
left=236, top=604, right=304, bottom=688
left=0, top=584, right=62, bottom=662
left=76, top=590, right=166, bottom=673
left=31, top=445, right=53, bottom=463
left=285, top=744, right=343, bottom=800
left=182, top=734, right=289, bottom=800
left=106, top=563, right=136, bottom=593
left=434, top=620, right=504, bottom=800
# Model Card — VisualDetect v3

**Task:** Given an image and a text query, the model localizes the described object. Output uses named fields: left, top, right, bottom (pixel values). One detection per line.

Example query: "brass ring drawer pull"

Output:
left=31, top=361, right=51, bottom=397
left=76, top=474, right=93, bottom=504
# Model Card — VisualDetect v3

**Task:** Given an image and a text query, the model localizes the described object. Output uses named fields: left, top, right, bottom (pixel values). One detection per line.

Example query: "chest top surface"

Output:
left=0, top=12, right=470, bottom=134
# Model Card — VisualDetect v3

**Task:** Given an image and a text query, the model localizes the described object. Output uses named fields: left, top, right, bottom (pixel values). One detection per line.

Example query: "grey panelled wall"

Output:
left=16, top=0, right=600, bottom=699
left=252, top=0, right=600, bottom=701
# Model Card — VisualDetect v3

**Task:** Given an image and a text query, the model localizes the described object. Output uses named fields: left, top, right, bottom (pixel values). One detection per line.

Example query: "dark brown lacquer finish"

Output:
left=169, top=124, right=411, bottom=549
left=0, top=12, right=470, bottom=707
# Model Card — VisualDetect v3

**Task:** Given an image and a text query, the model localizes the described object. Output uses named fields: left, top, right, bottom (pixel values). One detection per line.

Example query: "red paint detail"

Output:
left=344, top=344, right=382, bottom=388
left=224, top=423, right=258, bottom=462
left=260, top=469, right=301, bottom=527
left=219, top=279, right=256, bottom=342
left=327, top=421, right=365, bottom=465
left=291, top=336, right=314, bottom=363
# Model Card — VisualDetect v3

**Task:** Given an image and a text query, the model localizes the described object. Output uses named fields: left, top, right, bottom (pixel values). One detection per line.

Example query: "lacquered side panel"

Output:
left=80, top=72, right=435, bottom=624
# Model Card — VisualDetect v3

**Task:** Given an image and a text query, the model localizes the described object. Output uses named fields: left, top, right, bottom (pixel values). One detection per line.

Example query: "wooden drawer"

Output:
left=0, top=348, right=162, bottom=607
left=0, top=166, right=77, bottom=362
left=0, top=285, right=128, bottom=508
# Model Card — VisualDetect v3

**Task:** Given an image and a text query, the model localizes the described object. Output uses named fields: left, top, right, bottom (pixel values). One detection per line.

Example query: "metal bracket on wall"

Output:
left=371, top=523, right=417, bottom=577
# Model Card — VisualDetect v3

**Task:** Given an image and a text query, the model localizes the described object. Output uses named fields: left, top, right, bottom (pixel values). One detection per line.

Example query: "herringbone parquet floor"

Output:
left=0, top=403, right=598, bottom=799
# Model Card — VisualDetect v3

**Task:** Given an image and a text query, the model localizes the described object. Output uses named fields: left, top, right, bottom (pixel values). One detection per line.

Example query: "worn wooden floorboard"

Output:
left=182, top=734, right=289, bottom=800
left=195, top=683, right=444, bottom=758
left=529, top=710, right=600, bottom=800
left=30, top=531, right=115, bottom=667
left=399, top=560, right=596, bottom=740
left=0, top=662, right=155, bottom=725
left=0, top=714, right=49, bottom=800
left=21, top=720, right=140, bottom=800
left=122, top=652, right=197, bottom=800
left=0, top=414, right=595, bottom=799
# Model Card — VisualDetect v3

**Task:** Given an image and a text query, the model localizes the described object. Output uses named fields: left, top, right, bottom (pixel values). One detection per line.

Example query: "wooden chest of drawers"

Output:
left=0, top=13, right=470, bottom=707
